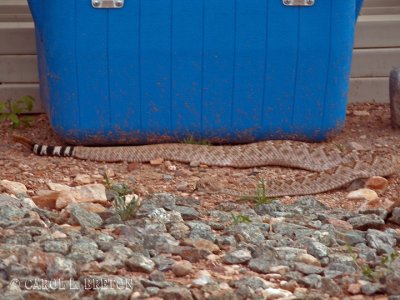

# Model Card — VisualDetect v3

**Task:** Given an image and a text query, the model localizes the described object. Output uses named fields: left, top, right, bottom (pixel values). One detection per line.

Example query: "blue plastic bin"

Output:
left=28, top=0, right=363, bottom=145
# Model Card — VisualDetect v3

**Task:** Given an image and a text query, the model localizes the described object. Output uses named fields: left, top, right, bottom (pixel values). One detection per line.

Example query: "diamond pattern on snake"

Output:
left=13, top=135, right=398, bottom=197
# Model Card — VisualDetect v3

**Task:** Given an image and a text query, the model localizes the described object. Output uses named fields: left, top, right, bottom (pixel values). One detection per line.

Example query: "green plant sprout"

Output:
left=231, top=213, right=252, bottom=225
left=0, top=96, right=35, bottom=129
left=240, top=178, right=274, bottom=206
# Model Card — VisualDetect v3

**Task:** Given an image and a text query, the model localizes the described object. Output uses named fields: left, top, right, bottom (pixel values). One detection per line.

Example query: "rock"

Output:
left=126, top=253, right=155, bottom=273
left=69, top=204, right=103, bottom=228
left=390, top=207, right=400, bottom=225
left=306, top=241, right=329, bottom=259
left=347, top=283, right=361, bottom=295
left=348, top=214, right=385, bottom=230
left=360, top=282, right=384, bottom=295
left=32, top=192, right=59, bottom=209
left=192, top=271, right=214, bottom=287
left=365, top=176, right=389, bottom=191
left=223, top=248, right=252, bottom=264
left=71, top=184, right=107, bottom=202
left=158, top=287, right=193, bottom=300
left=174, top=206, right=200, bottom=220
left=366, top=229, right=396, bottom=254
left=46, top=257, right=77, bottom=279
left=47, top=182, right=71, bottom=191
left=347, top=188, right=378, bottom=202
left=172, top=260, right=192, bottom=277
left=263, top=287, right=294, bottom=299
left=295, top=253, right=321, bottom=266
left=0, top=180, right=27, bottom=195
left=176, top=182, right=189, bottom=192
left=150, top=158, right=164, bottom=165
left=248, top=256, right=280, bottom=274
left=294, top=262, right=324, bottom=275
left=386, top=259, right=400, bottom=295
left=42, top=240, right=70, bottom=255
left=187, top=222, right=216, bottom=242
left=56, top=191, right=77, bottom=209
left=73, top=174, right=92, bottom=184
left=353, top=110, right=370, bottom=117
left=319, top=277, right=342, bottom=296
left=96, top=288, right=133, bottom=300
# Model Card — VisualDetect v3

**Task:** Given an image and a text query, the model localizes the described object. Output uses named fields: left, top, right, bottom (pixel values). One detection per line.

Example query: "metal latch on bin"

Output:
left=92, top=0, right=124, bottom=8
left=282, top=0, right=315, bottom=6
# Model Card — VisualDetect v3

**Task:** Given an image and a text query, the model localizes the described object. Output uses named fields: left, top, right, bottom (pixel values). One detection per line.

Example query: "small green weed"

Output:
left=231, top=213, right=252, bottom=225
left=103, top=174, right=140, bottom=221
left=240, top=179, right=274, bottom=206
left=183, top=135, right=210, bottom=145
left=113, top=194, right=141, bottom=221
left=347, top=245, right=399, bottom=281
left=0, top=96, right=35, bottom=129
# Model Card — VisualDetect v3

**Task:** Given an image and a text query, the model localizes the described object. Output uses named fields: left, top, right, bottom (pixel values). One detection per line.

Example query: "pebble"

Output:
left=347, top=188, right=378, bottom=202
left=172, top=260, right=192, bottom=277
left=0, top=180, right=27, bottom=195
left=365, top=176, right=389, bottom=191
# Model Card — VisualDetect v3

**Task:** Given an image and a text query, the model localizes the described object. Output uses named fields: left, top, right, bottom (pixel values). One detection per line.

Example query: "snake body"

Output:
left=13, top=136, right=398, bottom=197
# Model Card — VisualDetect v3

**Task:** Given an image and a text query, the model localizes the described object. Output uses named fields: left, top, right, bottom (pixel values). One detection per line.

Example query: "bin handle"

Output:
left=92, top=0, right=125, bottom=8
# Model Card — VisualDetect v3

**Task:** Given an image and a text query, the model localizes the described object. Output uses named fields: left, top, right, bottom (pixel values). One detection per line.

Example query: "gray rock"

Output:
left=126, top=253, right=155, bottom=273
left=7, top=263, right=32, bottom=278
left=216, top=236, right=237, bottom=248
left=69, top=204, right=103, bottom=228
left=68, top=239, right=104, bottom=264
left=231, top=276, right=271, bottom=290
left=336, top=230, right=366, bottom=246
left=386, top=258, right=400, bottom=295
left=158, top=286, right=193, bottom=300
left=47, top=256, right=77, bottom=279
left=148, top=208, right=183, bottom=224
left=299, top=274, right=322, bottom=288
left=366, top=229, right=396, bottom=255
left=95, top=288, right=133, bottom=300
left=291, top=197, right=328, bottom=211
left=224, top=223, right=265, bottom=245
left=191, top=275, right=214, bottom=287
left=248, top=256, right=280, bottom=274
left=223, top=249, right=252, bottom=264
left=2, top=234, right=33, bottom=245
left=42, top=240, right=70, bottom=255
left=143, top=233, right=179, bottom=252
left=254, top=200, right=284, bottom=216
left=361, top=282, right=384, bottom=295
left=152, top=256, right=176, bottom=272
left=174, top=206, right=200, bottom=220
left=272, top=222, right=311, bottom=236
left=319, top=277, right=342, bottom=296
left=187, top=222, right=216, bottom=242
left=146, top=286, right=160, bottom=296
left=169, top=222, right=190, bottom=240
left=306, top=241, right=329, bottom=259
left=109, top=245, right=134, bottom=259
left=209, top=210, right=232, bottom=223
left=390, top=207, right=400, bottom=225
left=99, top=252, right=125, bottom=272
left=359, top=208, right=388, bottom=220
left=348, top=214, right=385, bottom=230
left=274, top=247, right=307, bottom=261
left=149, top=270, right=165, bottom=282
left=325, top=263, right=357, bottom=275
left=294, top=262, right=324, bottom=275
left=138, top=194, right=176, bottom=216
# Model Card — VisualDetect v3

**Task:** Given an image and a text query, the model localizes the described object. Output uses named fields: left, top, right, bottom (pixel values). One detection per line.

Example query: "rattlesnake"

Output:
left=13, top=135, right=398, bottom=197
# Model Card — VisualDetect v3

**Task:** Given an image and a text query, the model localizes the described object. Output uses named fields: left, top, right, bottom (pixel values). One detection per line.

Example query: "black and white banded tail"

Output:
left=13, top=135, right=75, bottom=157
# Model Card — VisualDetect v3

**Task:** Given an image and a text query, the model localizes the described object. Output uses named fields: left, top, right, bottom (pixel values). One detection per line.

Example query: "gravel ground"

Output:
left=0, top=103, right=398, bottom=299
